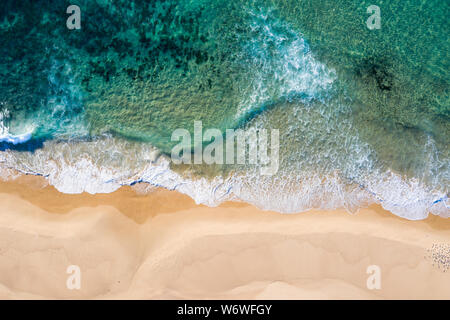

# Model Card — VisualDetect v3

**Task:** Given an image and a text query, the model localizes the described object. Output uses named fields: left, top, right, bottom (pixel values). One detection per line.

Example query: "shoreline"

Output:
left=0, top=175, right=449, bottom=299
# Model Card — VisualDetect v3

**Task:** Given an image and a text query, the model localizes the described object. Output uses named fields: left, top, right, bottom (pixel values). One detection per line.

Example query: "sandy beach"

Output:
left=0, top=175, right=448, bottom=300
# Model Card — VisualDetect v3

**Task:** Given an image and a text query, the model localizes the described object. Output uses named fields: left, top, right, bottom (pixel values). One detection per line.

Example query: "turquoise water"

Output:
left=0, top=0, right=448, bottom=219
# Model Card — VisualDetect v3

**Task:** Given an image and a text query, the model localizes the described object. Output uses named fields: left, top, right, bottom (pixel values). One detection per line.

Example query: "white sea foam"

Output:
left=0, top=132, right=447, bottom=220
left=0, top=132, right=32, bottom=145
left=235, top=9, right=336, bottom=119
left=0, top=108, right=34, bottom=145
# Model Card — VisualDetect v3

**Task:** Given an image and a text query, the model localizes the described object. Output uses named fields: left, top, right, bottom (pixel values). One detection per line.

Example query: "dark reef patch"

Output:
left=356, top=57, right=393, bottom=92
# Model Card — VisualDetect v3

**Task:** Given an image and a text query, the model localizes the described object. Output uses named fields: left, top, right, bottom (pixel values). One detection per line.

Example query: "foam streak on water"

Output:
left=0, top=109, right=33, bottom=144
left=236, top=9, right=335, bottom=120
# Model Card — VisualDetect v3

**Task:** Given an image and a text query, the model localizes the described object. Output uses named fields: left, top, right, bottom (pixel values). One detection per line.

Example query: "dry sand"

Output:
left=0, top=175, right=448, bottom=299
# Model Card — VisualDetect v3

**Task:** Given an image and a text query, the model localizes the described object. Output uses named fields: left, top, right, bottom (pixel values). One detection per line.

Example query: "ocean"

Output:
left=0, top=0, right=448, bottom=219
